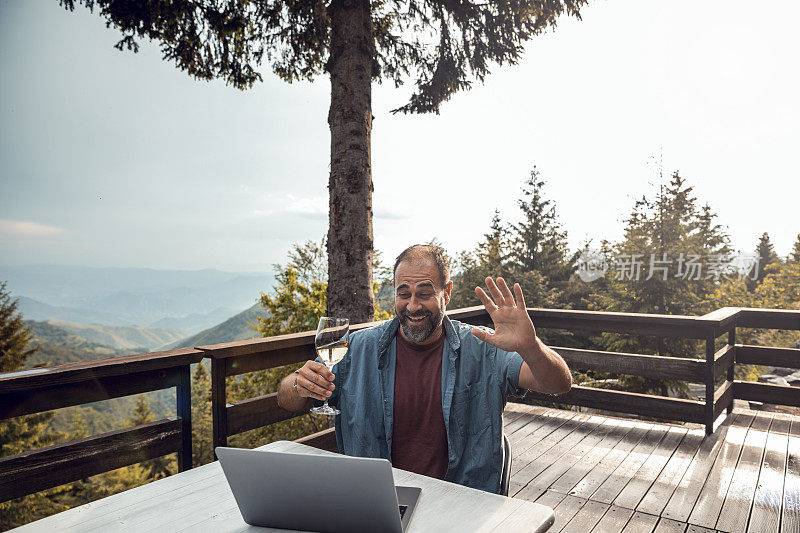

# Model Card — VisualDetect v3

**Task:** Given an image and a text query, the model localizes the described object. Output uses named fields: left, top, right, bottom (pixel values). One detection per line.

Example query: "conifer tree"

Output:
left=59, top=0, right=587, bottom=323
left=591, top=172, right=730, bottom=397
left=511, top=167, right=575, bottom=307
left=0, top=282, right=66, bottom=529
left=746, top=232, right=781, bottom=291
left=790, top=234, right=800, bottom=263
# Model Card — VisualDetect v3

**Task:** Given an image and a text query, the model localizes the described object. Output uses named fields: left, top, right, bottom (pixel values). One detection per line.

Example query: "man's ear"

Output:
left=444, top=280, right=453, bottom=304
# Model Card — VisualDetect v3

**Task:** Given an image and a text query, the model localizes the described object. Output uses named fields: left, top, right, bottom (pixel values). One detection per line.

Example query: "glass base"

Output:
left=311, top=403, right=340, bottom=416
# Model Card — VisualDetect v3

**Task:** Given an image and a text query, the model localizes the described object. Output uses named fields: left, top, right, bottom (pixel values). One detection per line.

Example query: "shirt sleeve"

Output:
left=497, top=348, right=528, bottom=400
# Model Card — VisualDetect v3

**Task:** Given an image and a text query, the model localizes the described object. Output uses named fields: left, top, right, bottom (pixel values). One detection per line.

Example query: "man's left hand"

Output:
left=471, top=277, right=537, bottom=353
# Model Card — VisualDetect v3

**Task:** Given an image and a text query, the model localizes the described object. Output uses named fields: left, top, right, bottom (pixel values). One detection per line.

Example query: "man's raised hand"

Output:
left=471, top=277, right=537, bottom=353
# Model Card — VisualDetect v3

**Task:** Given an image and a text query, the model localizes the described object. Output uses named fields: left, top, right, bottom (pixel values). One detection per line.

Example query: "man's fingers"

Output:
left=485, top=277, right=507, bottom=306
left=514, top=283, right=527, bottom=309
left=497, top=277, right=515, bottom=306
left=474, top=286, right=498, bottom=313
left=307, top=360, right=334, bottom=381
left=297, top=375, right=332, bottom=401
left=300, top=363, right=334, bottom=390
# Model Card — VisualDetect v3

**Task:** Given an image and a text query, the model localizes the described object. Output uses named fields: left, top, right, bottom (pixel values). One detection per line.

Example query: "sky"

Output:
left=1, top=0, right=798, bottom=274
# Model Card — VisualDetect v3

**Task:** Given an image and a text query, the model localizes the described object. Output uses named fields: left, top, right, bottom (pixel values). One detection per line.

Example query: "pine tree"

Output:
left=0, top=282, right=67, bottom=529
left=746, top=232, right=781, bottom=291
left=511, top=167, right=575, bottom=306
left=590, top=172, right=729, bottom=397
left=790, top=234, right=800, bottom=263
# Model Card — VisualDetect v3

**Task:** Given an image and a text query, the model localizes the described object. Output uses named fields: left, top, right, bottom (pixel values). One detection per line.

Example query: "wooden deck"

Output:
left=503, top=404, right=799, bottom=533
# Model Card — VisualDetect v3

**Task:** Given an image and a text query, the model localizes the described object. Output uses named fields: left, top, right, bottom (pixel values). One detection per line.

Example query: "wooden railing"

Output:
left=1, top=305, right=797, bottom=505
left=0, top=348, right=202, bottom=502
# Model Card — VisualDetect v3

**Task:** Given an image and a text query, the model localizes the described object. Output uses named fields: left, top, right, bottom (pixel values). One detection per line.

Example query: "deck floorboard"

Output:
left=504, top=405, right=799, bottom=533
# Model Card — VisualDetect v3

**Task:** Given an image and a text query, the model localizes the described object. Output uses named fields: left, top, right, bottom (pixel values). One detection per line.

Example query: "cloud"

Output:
left=0, top=219, right=66, bottom=236
left=249, top=194, right=410, bottom=221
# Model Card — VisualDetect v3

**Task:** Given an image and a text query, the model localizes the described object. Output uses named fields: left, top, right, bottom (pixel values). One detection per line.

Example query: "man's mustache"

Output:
left=401, top=310, right=432, bottom=319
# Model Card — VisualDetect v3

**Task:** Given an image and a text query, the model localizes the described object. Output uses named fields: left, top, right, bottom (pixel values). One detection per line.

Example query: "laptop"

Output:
left=215, top=445, right=422, bottom=533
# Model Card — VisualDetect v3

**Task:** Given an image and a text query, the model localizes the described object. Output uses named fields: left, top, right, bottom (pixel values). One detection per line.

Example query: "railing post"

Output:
left=211, top=357, right=227, bottom=456
left=705, top=333, right=715, bottom=435
left=727, top=328, right=736, bottom=415
left=176, top=364, right=192, bottom=472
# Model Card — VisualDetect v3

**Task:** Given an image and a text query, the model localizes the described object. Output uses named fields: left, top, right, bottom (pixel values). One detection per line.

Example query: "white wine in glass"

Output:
left=311, top=317, right=349, bottom=416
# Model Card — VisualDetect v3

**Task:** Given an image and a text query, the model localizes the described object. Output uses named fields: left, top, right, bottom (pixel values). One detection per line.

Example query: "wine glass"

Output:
left=311, top=317, right=349, bottom=416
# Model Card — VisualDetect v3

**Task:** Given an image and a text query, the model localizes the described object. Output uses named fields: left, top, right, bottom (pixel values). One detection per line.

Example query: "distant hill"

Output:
left=18, top=296, right=134, bottom=325
left=1, top=264, right=273, bottom=326
left=25, top=320, right=141, bottom=367
left=147, top=306, right=238, bottom=334
left=166, top=304, right=269, bottom=349
left=41, top=319, right=187, bottom=351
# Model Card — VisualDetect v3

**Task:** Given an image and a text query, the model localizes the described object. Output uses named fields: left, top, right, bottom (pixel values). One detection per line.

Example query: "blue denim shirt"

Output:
left=322, top=315, right=526, bottom=493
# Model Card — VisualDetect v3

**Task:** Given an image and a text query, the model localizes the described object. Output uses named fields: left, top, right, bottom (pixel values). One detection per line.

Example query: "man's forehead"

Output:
left=394, top=258, right=439, bottom=287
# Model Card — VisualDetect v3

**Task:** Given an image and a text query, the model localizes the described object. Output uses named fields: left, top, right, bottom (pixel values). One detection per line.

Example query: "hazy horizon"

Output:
left=2, top=0, right=798, bottom=272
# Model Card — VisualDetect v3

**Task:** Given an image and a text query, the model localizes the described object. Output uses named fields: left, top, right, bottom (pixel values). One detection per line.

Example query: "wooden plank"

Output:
left=0, top=418, right=181, bottom=502
left=715, top=344, right=735, bottom=379
left=781, top=418, right=800, bottom=533
left=223, top=345, right=316, bottom=377
left=637, top=428, right=706, bottom=516
left=735, top=345, right=800, bottom=369
left=662, top=412, right=748, bottom=523
left=614, top=427, right=688, bottom=510
left=591, top=504, right=636, bottom=532
left=453, top=305, right=713, bottom=339
left=734, top=381, right=800, bottom=408
left=506, top=407, right=553, bottom=443
left=716, top=412, right=772, bottom=532
left=0, top=367, right=182, bottom=420
left=295, top=427, right=338, bottom=452
left=714, top=381, right=735, bottom=419
left=686, top=526, right=716, bottom=533
left=511, top=414, right=598, bottom=497
left=548, top=493, right=589, bottom=533
left=734, top=309, right=800, bottom=331
left=0, top=347, right=203, bottom=391
left=551, top=346, right=705, bottom=382
left=746, top=416, right=790, bottom=533
left=621, top=511, right=660, bottom=533
left=210, top=357, right=227, bottom=452
left=517, top=418, right=620, bottom=502
left=590, top=423, right=671, bottom=505
left=549, top=418, right=637, bottom=494
left=522, top=386, right=705, bottom=424
left=653, top=517, right=688, bottom=533
left=569, top=422, right=653, bottom=499
left=509, top=412, right=592, bottom=495
left=511, top=410, right=580, bottom=460
left=688, top=412, right=762, bottom=529
left=226, top=392, right=304, bottom=435
left=560, top=499, right=610, bottom=533
left=176, top=365, right=192, bottom=472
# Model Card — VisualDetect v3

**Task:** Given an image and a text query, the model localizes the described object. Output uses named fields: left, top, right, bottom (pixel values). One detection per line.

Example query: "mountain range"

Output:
left=2, top=264, right=274, bottom=327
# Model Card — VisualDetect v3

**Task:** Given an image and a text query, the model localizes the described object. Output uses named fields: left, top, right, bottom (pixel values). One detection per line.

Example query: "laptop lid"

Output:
left=216, top=446, right=416, bottom=533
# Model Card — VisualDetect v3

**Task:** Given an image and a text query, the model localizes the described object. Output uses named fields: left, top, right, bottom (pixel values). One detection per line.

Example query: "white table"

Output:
left=13, top=441, right=554, bottom=532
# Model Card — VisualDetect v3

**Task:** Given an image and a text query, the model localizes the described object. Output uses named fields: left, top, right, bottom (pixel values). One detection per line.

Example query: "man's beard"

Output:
left=398, top=305, right=445, bottom=344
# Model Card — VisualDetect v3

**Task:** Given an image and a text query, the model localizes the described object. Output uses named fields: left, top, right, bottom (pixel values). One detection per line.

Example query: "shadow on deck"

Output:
left=504, top=404, right=799, bottom=533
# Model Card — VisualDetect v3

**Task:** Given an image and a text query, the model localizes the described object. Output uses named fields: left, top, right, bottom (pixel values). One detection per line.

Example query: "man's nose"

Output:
left=407, top=297, right=423, bottom=313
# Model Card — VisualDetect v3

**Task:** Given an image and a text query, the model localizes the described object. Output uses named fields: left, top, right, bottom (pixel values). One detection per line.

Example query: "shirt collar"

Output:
left=377, top=314, right=461, bottom=354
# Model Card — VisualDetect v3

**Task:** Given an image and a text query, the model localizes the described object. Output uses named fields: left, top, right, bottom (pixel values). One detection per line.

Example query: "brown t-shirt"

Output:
left=391, top=331, right=449, bottom=479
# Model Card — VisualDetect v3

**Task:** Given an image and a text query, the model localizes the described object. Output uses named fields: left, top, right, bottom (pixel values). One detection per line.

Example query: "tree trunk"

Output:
left=326, top=0, right=374, bottom=323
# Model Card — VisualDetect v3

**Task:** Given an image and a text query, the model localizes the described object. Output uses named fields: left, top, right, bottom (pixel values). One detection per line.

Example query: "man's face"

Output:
left=394, top=258, right=452, bottom=344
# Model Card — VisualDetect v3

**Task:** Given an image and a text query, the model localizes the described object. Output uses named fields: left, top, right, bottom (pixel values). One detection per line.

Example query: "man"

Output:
left=277, top=244, right=572, bottom=493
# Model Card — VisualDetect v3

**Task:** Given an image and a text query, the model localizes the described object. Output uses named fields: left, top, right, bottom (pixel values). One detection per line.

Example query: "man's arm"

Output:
left=471, top=276, right=572, bottom=395
left=277, top=360, right=336, bottom=412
